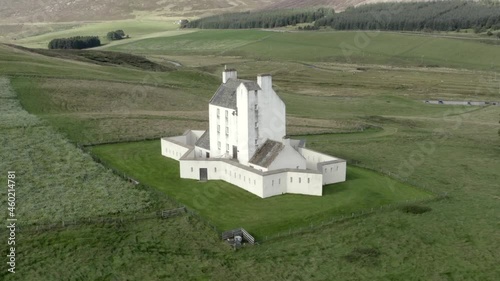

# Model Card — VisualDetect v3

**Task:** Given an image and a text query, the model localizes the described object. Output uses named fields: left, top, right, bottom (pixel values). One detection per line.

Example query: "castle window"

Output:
left=255, top=122, right=258, bottom=128
left=299, top=177, right=302, bottom=183
left=279, top=179, right=281, bottom=185
left=218, top=141, right=221, bottom=150
left=217, top=108, right=220, bottom=118
left=290, top=177, right=293, bottom=183
left=225, top=126, right=229, bottom=136
left=255, top=139, right=258, bottom=145
left=226, top=144, right=229, bottom=153
left=308, top=178, right=310, bottom=183
left=217, top=125, right=220, bottom=134
left=191, top=167, right=193, bottom=172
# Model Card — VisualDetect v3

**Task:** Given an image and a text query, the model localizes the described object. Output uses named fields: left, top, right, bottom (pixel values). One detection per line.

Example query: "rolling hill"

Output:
left=0, top=0, right=461, bottom=24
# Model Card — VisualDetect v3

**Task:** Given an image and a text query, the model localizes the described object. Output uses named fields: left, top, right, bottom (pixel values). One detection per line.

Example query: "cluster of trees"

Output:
left=186, top=8, right=334, bottom=29
left=314, top=1, right=500, bottom=32
left=106, top=30, right=127, bottom=41
left=48, top=36, right=101, bottom=49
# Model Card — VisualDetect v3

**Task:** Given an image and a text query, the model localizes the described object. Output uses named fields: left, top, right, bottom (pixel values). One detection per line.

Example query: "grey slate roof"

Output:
left=195, top=130, right=210, bottom=150
left=209, top=79, right=261, bottom=110
left=249, top=140, right=284, bottom=168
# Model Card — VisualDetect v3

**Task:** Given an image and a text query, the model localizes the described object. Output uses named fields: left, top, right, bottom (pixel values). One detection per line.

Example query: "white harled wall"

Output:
left=299, top=148, right=347, bottom=185
left=209, top=104, right=238, bottom=159
left=256, top=75, right=286, bottom=145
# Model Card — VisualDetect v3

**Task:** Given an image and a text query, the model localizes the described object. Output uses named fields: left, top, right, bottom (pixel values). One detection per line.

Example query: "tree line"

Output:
left=48, top=36, right=101, bottom=49
left=314, top=1, right=500, bottom=32
left=186, top=8, right=334, bottom=29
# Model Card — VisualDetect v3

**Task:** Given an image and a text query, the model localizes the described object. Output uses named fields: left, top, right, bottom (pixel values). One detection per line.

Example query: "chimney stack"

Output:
left=257, top=74, right=272, bottom=92
left=223, top=67, right=237, bottom=83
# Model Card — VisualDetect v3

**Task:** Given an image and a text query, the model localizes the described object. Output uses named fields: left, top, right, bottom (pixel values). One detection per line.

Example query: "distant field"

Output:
left=90, top=140, right=433, bottom=237
left=109, top=30, right=500, bottom=71
left=6, top=20, right=182, bottom=48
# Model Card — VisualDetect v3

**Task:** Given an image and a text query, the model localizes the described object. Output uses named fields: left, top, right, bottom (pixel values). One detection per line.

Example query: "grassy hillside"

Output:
left=2, top=20, right=194, bottom=48
left=0, top=0, right=270, bottom=23
left=0, top=0, right=441, bottom=24
left=0, top=77, right=159, bottom=223
left=108, top=29, right=500, bottom=71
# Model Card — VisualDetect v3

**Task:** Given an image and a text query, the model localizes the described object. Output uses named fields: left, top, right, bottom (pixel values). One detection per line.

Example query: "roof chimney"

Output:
left=223, top=68, right=237, bottom=84
left=257, top=74, right=272, bottom=92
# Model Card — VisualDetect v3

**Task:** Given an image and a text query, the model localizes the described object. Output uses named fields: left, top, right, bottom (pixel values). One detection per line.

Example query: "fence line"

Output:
left=80, top=146, right=225, bottom=237
left=16, top=207, right=186, bottom=233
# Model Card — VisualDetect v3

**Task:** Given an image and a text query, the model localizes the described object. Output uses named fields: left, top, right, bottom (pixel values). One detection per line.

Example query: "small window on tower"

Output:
left=217, top=125, right=220, bottom=133
left=226, top=144, right=229, bottom=153
left=255, top=139, right=258, bottom=145
left=217, top=108, right=220, bottom=118
left=217, top=142, right=221, bottom=150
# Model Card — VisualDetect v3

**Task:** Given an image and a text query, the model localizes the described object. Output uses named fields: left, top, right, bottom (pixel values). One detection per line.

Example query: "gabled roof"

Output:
left=249, top=140, right=284, bottom=168
left=195, top=130, right=210, bottom=150
left=209, top=79, right=261, bottom=110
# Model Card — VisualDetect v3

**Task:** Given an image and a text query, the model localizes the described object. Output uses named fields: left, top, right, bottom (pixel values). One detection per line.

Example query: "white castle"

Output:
left=161, top=69, right=346, bottom=198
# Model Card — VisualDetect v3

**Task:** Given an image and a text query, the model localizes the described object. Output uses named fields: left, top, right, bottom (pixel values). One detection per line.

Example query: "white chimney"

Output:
left=223, top=67, right=237, bottom=83
left=257, top=74, right=272, bottom=92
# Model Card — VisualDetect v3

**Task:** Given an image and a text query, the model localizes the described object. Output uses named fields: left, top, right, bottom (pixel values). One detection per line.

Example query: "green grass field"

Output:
left=109, top=29, right=500, bottom=70
left=89, top=140, right=433, bottom=237
left=1, top=25, right=499, bottom=280
left=7, top=20, right=186, bottom=48
left=0, top=78, right=159, bottom=223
